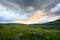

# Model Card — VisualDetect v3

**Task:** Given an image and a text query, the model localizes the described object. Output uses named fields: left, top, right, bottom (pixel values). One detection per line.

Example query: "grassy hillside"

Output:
left=0, top=23, right=60, bottom=40
left=30, top=19, right=60, bottom=30
left=42, top=19, right=60, bottom=25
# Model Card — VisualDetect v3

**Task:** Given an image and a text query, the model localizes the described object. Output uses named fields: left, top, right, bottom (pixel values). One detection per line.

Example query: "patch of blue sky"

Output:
left=0, top=8, right=5, bottom=12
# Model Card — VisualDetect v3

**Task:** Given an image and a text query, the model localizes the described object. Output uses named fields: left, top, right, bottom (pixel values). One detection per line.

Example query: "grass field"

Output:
left=0, top=24, right=60, bottom=40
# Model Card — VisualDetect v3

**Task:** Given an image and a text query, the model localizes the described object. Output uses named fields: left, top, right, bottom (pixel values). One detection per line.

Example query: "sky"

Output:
left=0, top=0, right=60, bottom=24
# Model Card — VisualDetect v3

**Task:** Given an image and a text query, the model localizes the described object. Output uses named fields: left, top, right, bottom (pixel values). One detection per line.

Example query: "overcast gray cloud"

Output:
left=49, top=3, right=60, bottom=15
left=0, top=0, right=60, bottom=24
left=0, top=0, right=60, bottom=13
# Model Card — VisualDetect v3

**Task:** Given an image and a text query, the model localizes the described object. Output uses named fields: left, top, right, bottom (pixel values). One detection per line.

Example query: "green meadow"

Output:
left=0, top=23, right=60, bottom=40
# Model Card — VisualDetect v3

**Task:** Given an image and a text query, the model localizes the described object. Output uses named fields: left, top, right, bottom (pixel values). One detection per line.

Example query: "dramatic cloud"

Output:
left=0, top=5, right=29, bottom=23
left=50, top=3, right=60, bottom=15
left=0, top=0, right=60, bottom=24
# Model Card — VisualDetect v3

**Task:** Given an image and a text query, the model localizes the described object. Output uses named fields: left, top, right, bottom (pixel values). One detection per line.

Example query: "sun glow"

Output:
left=15, top=10, right=46, bottom=24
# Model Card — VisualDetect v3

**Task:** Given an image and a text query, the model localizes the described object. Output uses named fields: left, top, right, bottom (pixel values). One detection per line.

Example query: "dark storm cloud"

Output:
left=0, top=0, right=60, bottom=13
left=0, top=0, right=20, bottom=11
left=8, top=0, right=60, bottom=10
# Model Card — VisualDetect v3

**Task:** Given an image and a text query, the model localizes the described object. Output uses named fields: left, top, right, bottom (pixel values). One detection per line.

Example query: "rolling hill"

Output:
left=0, top=19, right=60, bottom=40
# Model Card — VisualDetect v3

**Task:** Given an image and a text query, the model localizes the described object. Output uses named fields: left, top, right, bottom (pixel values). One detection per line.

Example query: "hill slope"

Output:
left=29, top=19, right=60, bottom=30
left=43, top=19, right=60, bottom=25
